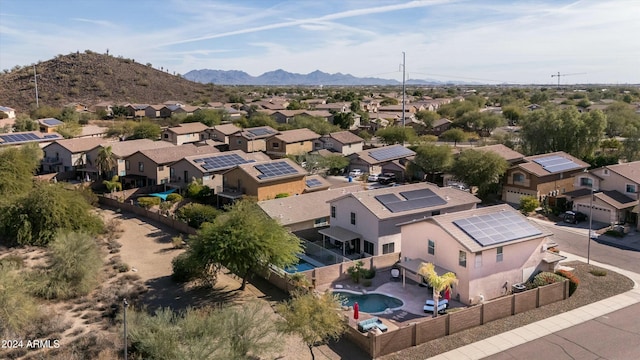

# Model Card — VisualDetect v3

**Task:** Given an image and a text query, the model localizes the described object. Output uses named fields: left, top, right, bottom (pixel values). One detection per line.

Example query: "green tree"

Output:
left=132, top=121, right=161, bottom=140
left=286, top=99, right=307, bottom=110
left=332, top=112, right=355, bottom=129
left=375, top=126, right=416, bottom=145
left=183, top=109, right=227, bottom=127
left=111, top=105, right=129, bottom=118
left=417, top=262, right=458, bottom=318
left=519, top=195, right=540, bottom=214
left=102, top=175, right=122, bottom=192
left=320, top=154, right=350, bottom=175
left=13, top=114, right=38, bottom=131
left=288, top=115, right=340, bottom=135
left=411, top=143, right=453, bottom=182
left=96, top=145, right=117, bottom=179
left=440, top=128, right=467, bottom=146
left=379, top=97, right=398, bottom=106
left=0, top=265, right=39, bottom=335
left=415, top=110, right=440, bottom=128
left=502, top=105, right=524, bottom=125
left=30, top=105, right=60, bottom=120
left=247, top=112, right=279, bottom=128
left=106, top=120, right=137, bottom=139
left=58, top=106, right=79, bottom=122
left=176, top=199, right=302, bottom=290
left=0, top=145, right=41, bottom=200
left=605, top=102, right=640, bottom=137
left=450, top=149, right=508, bottom=196
left=176, top=203, right=220, bottom=228
left=31, top=232, right=102, bottom=299
left=276, top=291, right=346, bottom=360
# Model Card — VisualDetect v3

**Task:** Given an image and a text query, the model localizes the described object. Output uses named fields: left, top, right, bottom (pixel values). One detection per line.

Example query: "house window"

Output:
left=603, top=169, right=609, bottom=176
left=158, top=165, right=165, bottom=171
left=626, top=184, right=636, bottom=193
left=364, top=240, right=374, bottom=255
left=382, top=243, right=395, bottom=254
left=428, top=240, right=435, bottom=255
left=580, top=177, right=593, bottom=187
left=432, top=210, right=441, bottom=216
left=350, top=212, right=356, bottom=225
left=163, top=133, right=169, bottom=139
left=138, top=162, right=144, bottom=172
left=475, top=252, right=483, bottom=268
left=513, top=173, right=525, bottom=183
left=331, top=206, right=336, bottom=218
left=237, top=139, right=242, bottom=145
left=273, top=142, right=279, bottom=148
left=125, top=160, right=130, bottom=170
left=314, top=217, right=328, bottom=227
left=459, top=251, right=467, bottom=267
left=496, top=246, right=503, bottom=262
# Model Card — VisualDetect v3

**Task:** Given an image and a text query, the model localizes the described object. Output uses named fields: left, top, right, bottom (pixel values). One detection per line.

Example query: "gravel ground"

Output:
left=381, top=262, right=635, bottom=360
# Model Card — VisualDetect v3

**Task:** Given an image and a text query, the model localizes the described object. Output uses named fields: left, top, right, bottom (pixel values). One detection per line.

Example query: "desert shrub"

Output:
left=347, top=261, right=365, bottom=283
left=590, top=268, right=608, bottom=277
left=175, top=203, right=220, bottom=228
left=0, top=254, right=24, bottom=269
left=166, top=193, right=183, bottom=203
left=556, top=269, right=579, bottom=296
left=116, top=263, right=130, bottom=273
left=31, top=232, right=103, bottom=300
left=185, top=179, right=211, bottom=200
left=519, top=195, right=539, bottom=214
left=605, top=229, right=624, bottom=238
left=159, top=201, right=172, bottom=212
left=363, top=266, right=377, bottom=279
left=275, top=193, right=289, bottom=198
left=532, top=271, right=565, bottom=288
left=137, top=197, right=161, bottom=209
left=171, top=252, right=201, bottom=283
left=172, top=235, right=185, bottom=249
left=0, top=267, right=39, bottom=335
left=362, top=279, right=372, bottom=287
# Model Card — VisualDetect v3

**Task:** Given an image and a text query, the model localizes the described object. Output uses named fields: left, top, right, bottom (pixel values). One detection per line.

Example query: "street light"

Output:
left=587, top=184, right=594, bottom=264
left=123, top=298, right=128, bottom=360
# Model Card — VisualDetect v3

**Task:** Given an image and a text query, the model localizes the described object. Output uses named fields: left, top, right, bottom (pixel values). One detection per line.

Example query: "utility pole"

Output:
left=401, top=52, right=406, bottom=145
left=123, top=298, right=128, bottom=360
left=551, top=72, right=587, bottom=89
left=33, top=65, right=40, bottom=108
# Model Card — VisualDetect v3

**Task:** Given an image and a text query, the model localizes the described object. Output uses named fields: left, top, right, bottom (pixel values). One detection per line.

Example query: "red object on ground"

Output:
left=353, top=302, right=359, bottom=320
left=445, top=288, right=451, bottom=301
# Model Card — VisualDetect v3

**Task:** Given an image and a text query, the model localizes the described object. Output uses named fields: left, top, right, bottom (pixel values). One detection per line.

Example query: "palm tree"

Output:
left=418, top=262, right=458, bottom=318
left=96, top=146, right=117, bottom=179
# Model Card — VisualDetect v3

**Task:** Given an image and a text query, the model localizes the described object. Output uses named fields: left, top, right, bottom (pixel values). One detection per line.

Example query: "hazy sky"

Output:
left=1, top=0, right=639, bottom=84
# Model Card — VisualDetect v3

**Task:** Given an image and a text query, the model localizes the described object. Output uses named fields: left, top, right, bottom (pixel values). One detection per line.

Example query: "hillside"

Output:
left=0, top=51, right=227, bottom=113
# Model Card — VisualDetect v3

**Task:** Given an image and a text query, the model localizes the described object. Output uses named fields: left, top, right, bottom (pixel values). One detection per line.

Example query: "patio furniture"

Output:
left=390, top=268, right=400, bottom=281
left=423, top=299, right=448, bottom=314
left=357, top=317, right=388, bottom=332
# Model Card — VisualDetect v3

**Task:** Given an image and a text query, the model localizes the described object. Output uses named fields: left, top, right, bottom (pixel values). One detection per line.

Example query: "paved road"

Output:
left=483, top=302, right=640, bottom=360
left=534, top=220, right=640, bottom=274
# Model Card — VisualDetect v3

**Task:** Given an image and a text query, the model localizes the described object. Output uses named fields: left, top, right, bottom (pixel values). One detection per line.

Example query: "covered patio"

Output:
left=318, top=226, right=363, bottom=258
left=395, top=258, right=456, bottom=289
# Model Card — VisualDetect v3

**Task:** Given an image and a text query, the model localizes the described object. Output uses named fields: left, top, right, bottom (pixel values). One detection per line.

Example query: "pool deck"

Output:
left=323, top=268, right=465, bottom=331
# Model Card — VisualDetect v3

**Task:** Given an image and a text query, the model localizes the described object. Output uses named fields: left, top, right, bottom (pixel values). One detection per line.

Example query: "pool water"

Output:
left=334, top=291, right=404, bottom=313
left=285, top=259, right=316, bottom=273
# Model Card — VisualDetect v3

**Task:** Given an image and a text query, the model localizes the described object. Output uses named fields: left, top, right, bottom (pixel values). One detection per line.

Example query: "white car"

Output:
left=367, top=173, right=381, bottom=182
left=349, top=169, right=363, bottom=178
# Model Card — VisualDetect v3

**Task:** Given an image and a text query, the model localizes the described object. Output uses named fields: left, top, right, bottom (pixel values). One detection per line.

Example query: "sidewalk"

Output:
left=427, top=253, right=640, bottom=360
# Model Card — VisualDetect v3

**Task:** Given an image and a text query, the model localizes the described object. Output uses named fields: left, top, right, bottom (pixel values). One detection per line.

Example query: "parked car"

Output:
left=378, top=173, right=396, bottom=185
left=348, top=169, right=363, bottom=178
left=367, top=173, right=381, bottom=182
left=563, top=211, right=587, bottom=224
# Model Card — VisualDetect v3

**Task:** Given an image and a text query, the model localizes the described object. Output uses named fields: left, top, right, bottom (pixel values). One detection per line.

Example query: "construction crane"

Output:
left=551, top=72, right=587, bottom=88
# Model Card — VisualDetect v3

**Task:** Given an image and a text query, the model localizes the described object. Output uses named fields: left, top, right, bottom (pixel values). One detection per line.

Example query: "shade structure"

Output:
left=353, top=302, right=359, bottom=320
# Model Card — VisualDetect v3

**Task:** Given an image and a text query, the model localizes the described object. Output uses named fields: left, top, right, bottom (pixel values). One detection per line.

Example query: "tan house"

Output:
left=259, top=184, right=362, bottom=232
left=502, top=151, right=589, bottom=205
left=219, top=158, right=307, bottom=201
left=38, top=118, right=64, bottom=133
left=144, top=105, right=165, bottom=118
left=161, top=122, right=209, bottom=145
left=0, top=105, right=16, bottom=119
left=567, top=161, right=640, bottom=226
left=348, top=144, right=416, bottom=177
left=314, top=131, right=364, bottom=156
left=474, top=144, right=525, bottom=165
left=85, top=139, right=175, bottom=179
left=229, top=126, right=279, bottom=153
left=41, top=137, right=110, bottom=173
left=124, top=144, right=218, bottom=187
left=126, top=104, right=149, bottom=118
left=400, top=204, right=560, bottom=305
left=170, top=150, right=270, bottom=190
left=270, top=110, right=334, bottom=124
left=206, top=123, right=242, bottom=144
left=430, top=118, right=453, bottom=136
left=319, top=183, right=481, bottom=257
left=265, top=128, right=320, bottom=158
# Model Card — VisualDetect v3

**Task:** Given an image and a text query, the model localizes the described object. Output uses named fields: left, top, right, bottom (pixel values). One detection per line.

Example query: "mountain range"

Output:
left=184, top=69, right=455, bottom=86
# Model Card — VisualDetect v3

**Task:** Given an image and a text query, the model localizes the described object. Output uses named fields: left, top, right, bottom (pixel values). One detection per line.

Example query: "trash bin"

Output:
left=348, top=176, right=353, bottom=182
left=512, top=283, right=526, bottom=293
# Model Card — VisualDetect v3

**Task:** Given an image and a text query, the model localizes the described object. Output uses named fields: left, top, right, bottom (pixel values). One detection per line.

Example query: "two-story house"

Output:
left=124, top=144, right=218, bottom=187
left=85, top=139, right=175, bottom=180
left=170, top=150, right=270, bottom=190
left=265, top=128, right=320, bottom=158
left=314, top=131, right=364, bottom=156
left=228, top=126, right=279, bottom=153
left=348, top=144, right=416, bottom=179
left=219, top=158, right=307, bottom=201
left=161, top=122, right=209, bottom=145
left=319, top=183, right=481, bottom=257
left=400, top=204, right=559, bottom=305
left=206, top=123, right=241, bottom=144
left=502, top=151, right=589, bottom=205
left=41, top=137, right=109, bottom=173
left=567, top=161, right=640, bottom=226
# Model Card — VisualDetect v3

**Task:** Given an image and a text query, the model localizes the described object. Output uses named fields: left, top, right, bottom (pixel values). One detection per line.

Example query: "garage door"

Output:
left=504, top=189, right=535, bottom=205
left=576, top=203, right=611, bottom=224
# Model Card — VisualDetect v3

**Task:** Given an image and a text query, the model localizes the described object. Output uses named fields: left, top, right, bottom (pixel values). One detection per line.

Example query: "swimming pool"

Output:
left=285, top=259, right=316, bottom=273
left=334, top=290, right=404, bottom=313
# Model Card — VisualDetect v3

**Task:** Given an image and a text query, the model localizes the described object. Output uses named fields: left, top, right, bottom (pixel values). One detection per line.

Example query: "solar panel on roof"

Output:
left=305, top=178, right=324, bottom=188
left=369, top=146, right=414, bottom=162
left=43, top=134, right=60, bottom=139
left=453, top=211, right=543, bottom=247
left=193, top=153, right=253, bottom=171
left=42, top=118, right=63, bottom=126
left=533, top=155, right=581, bottom=173
left=247, top=128, right=275, bottom=137
left=255, top=161, right=299, bottom=179
left=375, top=187, right=447, bottom=213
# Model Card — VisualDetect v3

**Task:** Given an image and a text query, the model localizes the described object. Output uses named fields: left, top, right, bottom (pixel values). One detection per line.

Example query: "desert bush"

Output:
left=532, top=271, right=565, bottom=288
left=175, top=203, right=220, bottom=228
left=171, top=252, right=202, bottom=283
left=166, top=193, right=183, bottom=203
left=556, top=269, right=579, bottom=296
left=519, top=195, right=539, bottom=214
left=363, top=266, right=377, bottom=279
left=0, top=254, right=24, bottom=269
left=172, top=235, right=185, bottom=249
left=347, top=261, right=365, bottom=283
left=185, top=179, right=211, bottom=200
left=275, top=193, right=289, bottom=198
left=31, top=232, right=103, bottom=300
left=116, top=263, right=130, bottom=273
left=590, top=268, right=608, bottom=277
left=137, top=197, right=160, bottom=209
left=0, top=267, right=39, bottom=336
